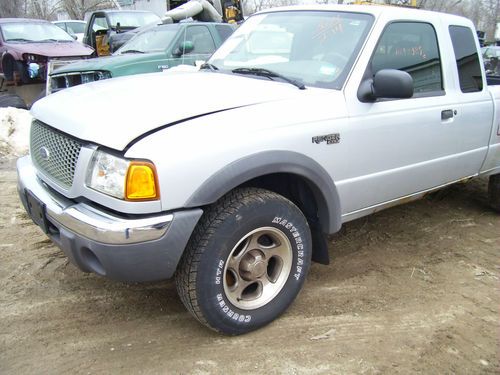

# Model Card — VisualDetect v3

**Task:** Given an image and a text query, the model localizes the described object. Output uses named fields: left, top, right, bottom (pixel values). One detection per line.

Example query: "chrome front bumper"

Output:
left=17, top=155, right=172, bottom=244
left=17, top=156, right=202, bottom=282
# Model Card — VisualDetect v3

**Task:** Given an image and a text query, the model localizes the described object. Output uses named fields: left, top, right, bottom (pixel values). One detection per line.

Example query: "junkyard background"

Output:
left=2, top=0, right=500, bottom=44
left=0, top=108, right=498, bottom=374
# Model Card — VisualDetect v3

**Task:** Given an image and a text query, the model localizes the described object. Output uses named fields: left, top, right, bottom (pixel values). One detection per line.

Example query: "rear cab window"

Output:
left=449, top=25, right=483, bottom=93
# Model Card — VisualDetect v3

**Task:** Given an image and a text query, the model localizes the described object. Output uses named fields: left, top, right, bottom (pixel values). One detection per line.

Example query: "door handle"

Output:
left=441, top=109, right=455, bottom=120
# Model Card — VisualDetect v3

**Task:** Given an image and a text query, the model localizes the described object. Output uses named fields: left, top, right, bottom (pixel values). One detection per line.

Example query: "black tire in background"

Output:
left=175, top=188, right=312, bottom=335
left=1, top=55, right=16, bottom=81
left=488, top=174, right=500, bottom=212
left=0, top=93, right=28, bottom=109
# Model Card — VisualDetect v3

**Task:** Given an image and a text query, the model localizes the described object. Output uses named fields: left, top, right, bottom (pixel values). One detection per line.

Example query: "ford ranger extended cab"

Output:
left=17, top=5, right=500, bottom=335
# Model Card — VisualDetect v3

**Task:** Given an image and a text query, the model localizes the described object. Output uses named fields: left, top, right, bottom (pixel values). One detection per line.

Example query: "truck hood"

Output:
left=31, top=71, right=310, bottom=150
left=52, top=53, right=143, bottom=74
left=8, top=41, right=94, bottom=58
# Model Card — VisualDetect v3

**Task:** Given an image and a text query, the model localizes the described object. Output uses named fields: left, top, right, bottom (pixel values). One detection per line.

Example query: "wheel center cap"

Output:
left=240, top=250, right=267, bottom=280
left=251, top=260, right=267, bottom=278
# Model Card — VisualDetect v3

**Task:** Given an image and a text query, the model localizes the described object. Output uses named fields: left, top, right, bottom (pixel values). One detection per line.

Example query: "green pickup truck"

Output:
left=48, top=22, right=235, bottom=94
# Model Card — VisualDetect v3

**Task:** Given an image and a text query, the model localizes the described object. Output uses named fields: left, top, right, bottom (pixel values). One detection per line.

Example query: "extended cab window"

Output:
left=371, top=22, right=442, bottom=95
left=449, top=26, right=483, bottom=93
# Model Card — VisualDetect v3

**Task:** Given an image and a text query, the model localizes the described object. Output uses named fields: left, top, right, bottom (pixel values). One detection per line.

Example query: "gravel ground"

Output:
left=1, top=162, right=499, bottom=374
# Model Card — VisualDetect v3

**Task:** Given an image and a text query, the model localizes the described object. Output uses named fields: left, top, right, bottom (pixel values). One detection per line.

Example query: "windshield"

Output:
left=483, top=47, right=500, bottom=59
left=108, top=12, right=161, bottom=29
left=116, top=26, right=178, bottom=54
left=209, top=11, right=373, bottom=89
left=1, top=22, right=74, bottom=42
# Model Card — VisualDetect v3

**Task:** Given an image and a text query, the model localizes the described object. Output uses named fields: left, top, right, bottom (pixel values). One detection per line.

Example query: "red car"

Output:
left=0, top=18, right=94, bottom=84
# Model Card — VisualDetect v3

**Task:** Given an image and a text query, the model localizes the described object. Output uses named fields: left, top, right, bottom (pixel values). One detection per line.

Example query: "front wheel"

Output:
left=488, top=174, right=500, bottom=212
left=175, top=188, right=312, bottom=335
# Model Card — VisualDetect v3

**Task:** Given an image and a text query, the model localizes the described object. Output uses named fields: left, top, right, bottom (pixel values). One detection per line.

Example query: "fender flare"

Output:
left=185, top=150, right=342, bottom=234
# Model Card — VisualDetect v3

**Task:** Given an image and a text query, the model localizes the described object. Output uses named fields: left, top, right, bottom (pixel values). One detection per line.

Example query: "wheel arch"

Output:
left=185, top=150, right=342, bottom=235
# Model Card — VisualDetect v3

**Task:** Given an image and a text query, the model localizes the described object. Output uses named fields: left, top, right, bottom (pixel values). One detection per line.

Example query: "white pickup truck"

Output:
left=17, top=5, right=500, bottom=335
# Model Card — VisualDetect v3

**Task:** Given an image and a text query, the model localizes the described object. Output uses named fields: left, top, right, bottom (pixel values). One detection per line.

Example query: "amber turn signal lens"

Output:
left=125, top=162, right=159, bottom=201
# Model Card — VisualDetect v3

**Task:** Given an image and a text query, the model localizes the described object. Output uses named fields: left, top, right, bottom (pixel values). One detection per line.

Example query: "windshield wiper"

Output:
left=199, top=62, right=219, bottom=71
left=6, top=38, right=32, bottom=42
left=232, top=67, right=305, bottom=90
left=120, top=49, right=145, bottom=54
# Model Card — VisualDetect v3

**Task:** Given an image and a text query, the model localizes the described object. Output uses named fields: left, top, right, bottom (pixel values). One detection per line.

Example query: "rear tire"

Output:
left=488, top=174, right=500, bottom=212
left=175, top=188, right=312, bottom=335
left=0, top=93, right=27, bottom=109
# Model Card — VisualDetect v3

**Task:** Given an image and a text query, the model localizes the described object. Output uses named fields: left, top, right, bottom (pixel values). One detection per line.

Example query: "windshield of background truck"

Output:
left=67, top=22, right=86, bottom=34
left=209, top=11, right=373, bottom=89
left=108, top=12, right=161, bottom=29
left=116, top=27, right=178, bottom=54
left=2, top=22, right=74, bottom=42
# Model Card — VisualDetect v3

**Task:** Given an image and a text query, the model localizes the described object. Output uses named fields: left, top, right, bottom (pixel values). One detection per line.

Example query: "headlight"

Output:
left=22, top=53, right=46, bottom=63
left=81, top=71, right=112, bottom=84
left=87, top=150, right=159, bottom=201
left=95, top=71, right=111, bottom=81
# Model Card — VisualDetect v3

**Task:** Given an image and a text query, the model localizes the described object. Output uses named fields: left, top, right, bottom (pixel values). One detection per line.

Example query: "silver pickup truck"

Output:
left=17, top=5, right=500, bottom=335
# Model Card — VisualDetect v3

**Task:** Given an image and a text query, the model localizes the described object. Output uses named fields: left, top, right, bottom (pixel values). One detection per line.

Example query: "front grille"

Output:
left=30, top=120, right=83, bottom=189
left=50, top=71, right=109, bottom=93
left=50, top=73, right=82, bottom=92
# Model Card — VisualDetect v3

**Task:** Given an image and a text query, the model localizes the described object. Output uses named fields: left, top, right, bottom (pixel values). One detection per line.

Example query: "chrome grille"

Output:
left=30, top=120, right=82, bottom=189
left=50, top=71, right=110, bottom=94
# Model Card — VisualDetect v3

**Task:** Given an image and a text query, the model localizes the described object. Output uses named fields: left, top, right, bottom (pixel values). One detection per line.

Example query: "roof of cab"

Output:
left=256, top=4, right=471, bottom=25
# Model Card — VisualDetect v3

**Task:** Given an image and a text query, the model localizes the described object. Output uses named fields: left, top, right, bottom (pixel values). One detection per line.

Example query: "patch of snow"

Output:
left=0, top=107, right=32, bottom=159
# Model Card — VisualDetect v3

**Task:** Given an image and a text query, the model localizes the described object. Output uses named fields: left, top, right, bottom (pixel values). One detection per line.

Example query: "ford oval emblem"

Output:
left=39, top=147, right=50, bottom=161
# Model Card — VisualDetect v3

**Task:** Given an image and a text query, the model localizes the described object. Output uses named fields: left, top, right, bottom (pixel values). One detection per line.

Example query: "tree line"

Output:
left=1, top=0, right=499, bottom=42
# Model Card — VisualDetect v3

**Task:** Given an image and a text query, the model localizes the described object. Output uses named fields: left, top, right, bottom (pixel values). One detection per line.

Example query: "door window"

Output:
left=92, top=16, right=108, bottom=32
left=184, top=26, right=216, bottom=54
left=371, top=22, right=443, bottom=95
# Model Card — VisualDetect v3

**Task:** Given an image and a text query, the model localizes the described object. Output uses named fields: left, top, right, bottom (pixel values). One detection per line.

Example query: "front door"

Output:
left=339, top=21, right=491, bottom=215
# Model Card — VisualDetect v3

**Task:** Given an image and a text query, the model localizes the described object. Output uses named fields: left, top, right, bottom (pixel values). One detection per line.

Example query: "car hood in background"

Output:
left=51, top=53, right=152, bottom=74
left=7, top=41, right=94, bottom=57
left=31, top=71, right=312, bottom=150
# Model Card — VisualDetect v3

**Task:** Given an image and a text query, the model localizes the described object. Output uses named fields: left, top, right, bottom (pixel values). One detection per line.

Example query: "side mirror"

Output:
left=70, top=33, right=78, bottom=40
left=358, top=69, right=414, bottom=102
left=173, top=41, right=194, bottom=57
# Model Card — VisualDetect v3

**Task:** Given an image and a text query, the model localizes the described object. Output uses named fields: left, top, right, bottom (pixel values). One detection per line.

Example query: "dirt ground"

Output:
left=1, top=158, right=499, bottom=374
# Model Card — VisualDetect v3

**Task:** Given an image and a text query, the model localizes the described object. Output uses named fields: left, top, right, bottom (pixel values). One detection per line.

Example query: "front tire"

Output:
left=488, top=174, right=500, bottom=212
left=175, top=188, right=312, bottom=335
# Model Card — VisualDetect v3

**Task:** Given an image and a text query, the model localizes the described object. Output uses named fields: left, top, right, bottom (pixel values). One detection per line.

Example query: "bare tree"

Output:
left=0, top=0, right=28, bottom=18
left=59, top=0, right=116, bottom=20
left=27, top=0, right=61, bottom=19
left=244, top=0, right=299, bottom=15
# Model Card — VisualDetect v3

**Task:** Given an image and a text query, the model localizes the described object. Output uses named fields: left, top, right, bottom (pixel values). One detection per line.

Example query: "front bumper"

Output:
left=17, top=156, right=202, bottom=282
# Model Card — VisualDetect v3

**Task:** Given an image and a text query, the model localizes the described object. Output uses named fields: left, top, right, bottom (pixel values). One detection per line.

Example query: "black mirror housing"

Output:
left=358, top=69, right=414, bottom=102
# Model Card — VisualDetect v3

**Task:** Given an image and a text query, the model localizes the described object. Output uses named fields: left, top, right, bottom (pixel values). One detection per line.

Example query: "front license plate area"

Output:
left=25, top=189, right=49, bottom=234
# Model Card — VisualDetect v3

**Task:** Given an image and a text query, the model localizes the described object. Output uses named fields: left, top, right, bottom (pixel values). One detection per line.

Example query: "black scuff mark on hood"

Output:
left=123, top=104, right=257, bottom=152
